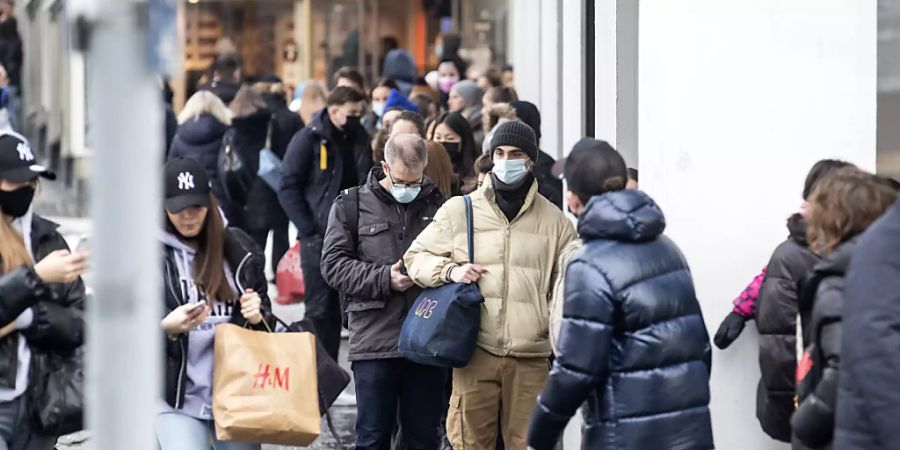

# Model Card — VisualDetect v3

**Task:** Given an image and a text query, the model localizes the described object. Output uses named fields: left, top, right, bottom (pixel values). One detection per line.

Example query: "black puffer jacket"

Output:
left=162, top=228, right=274, bottom=409
left=528, top=189, right=713, bottom=450
left=279, top=109, right=372, bottom=239
left=792, top=239, right=856, bottom=450
left=168, top=114, right=230, bottom=203
left=0, top=215, right=85, bottom=389
left=535, top=150, right=563, bottom=209
left=321, top=169, right=445, bottom=361
left=756, top=214, right=820, bottom=442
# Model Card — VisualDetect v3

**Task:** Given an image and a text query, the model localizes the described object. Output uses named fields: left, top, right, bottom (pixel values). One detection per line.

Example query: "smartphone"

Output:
left=76, top=235, right=90, bottom=254
left=188, top=300, right=207, bottom=315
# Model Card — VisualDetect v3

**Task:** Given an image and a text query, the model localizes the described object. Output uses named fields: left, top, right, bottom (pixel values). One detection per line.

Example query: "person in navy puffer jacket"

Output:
left=527, top=138, right=714, bottom=450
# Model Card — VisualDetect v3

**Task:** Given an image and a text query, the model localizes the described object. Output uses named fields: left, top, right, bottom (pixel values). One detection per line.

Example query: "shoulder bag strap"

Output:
left=342, top=187, right=360, bottom=246
left=464, top=195, right=474, bottom=264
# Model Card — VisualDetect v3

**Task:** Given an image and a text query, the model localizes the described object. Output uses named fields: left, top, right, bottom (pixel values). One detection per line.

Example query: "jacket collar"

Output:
left=482, top=174, right=539, bottom=223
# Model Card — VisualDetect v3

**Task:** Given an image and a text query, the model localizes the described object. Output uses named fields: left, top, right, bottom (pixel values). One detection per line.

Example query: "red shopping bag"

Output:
left=275, top=241, right=305, bottom=305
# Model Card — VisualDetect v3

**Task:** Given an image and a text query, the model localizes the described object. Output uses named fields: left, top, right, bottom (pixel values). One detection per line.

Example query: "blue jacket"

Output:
left=835, top=198, right=900, bottom=450
left=528, top=189, right=714, bottom=450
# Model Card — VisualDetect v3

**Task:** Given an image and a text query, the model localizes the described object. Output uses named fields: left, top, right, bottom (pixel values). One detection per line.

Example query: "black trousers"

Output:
left=299, top=236, right=342, bottom=361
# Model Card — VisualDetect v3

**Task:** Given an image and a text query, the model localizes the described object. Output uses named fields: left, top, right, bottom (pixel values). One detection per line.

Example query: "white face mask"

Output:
left=492, top=159, right=528, bottom=185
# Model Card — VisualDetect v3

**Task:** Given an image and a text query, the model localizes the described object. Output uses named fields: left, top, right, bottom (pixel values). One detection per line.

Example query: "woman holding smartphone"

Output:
left=158, top=158, right=273, bottom=450
left=0, top=132, right=86, bottom=449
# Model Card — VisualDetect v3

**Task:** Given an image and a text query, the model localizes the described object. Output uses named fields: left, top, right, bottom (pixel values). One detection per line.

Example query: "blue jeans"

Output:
left=353, top=359, right=446, bottom=450
left=156, top=412, right=260, bottom=450
left=0, top=395, right=55, bottom=450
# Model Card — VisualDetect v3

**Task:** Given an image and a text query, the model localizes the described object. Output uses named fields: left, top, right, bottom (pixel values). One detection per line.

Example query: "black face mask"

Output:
left=0, top=185, right=35, bottom=218
left=440, top=141, right=463, bottom=165
left=344, top=115, right=362, bottom=130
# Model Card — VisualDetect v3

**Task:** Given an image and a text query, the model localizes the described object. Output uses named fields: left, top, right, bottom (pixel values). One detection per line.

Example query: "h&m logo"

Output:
left=252, top=363, right=290, bottom=391
left=178, top=171, right=195, bottom=190
left=415, top=299, right=439, bottom=319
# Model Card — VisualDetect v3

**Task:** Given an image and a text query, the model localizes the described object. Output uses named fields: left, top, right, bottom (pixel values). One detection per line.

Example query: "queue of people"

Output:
left=157, top=38, right=900, bottom=450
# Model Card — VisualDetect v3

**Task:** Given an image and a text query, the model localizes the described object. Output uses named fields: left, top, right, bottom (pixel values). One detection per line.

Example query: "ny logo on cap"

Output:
left=178, top=172, right=195, bottom=190
left=16, top=142, right=33, bottom=161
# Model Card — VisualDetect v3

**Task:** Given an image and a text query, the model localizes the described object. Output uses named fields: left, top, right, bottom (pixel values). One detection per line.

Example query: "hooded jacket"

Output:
left=383, top=49, right=417, bottom=96
left=0, top=215, right=85, bottom=390
left=756, top=213, right=820, bottom=442
left=528, top=189, right=713, bottom=450
left=321, top=169, right=445, bottom=361
left=835, top=199, right=900, bottom=450
left=792, top=239, right=857, bottom=449
left=278, top=108, right=372, bottom=239
left=404, top=175, right=577, bottom=358
left=162, top=227, right=274, bottom=410
left=168, top=114, right=230, bottom=202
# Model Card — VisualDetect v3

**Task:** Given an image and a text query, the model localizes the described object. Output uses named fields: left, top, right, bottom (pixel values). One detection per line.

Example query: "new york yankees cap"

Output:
left=164, top=158, right=211, bottom=213
left=0, top=132, right=56, bottom=183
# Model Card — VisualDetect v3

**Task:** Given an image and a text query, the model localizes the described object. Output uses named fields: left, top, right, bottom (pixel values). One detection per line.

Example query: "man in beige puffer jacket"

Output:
left=404, top=121, right=577, bottom=450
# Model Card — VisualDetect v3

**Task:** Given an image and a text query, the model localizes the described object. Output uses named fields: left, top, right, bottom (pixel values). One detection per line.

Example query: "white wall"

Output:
left=639, top=1, right=877, bottom=449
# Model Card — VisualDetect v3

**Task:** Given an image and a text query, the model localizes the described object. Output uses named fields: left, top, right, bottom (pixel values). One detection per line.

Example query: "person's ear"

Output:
left=566, top=191, right=584, bottom=215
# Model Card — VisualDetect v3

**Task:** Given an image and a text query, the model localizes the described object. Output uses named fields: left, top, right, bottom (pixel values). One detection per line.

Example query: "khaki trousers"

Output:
left=447, top=347, right=550, bottom=450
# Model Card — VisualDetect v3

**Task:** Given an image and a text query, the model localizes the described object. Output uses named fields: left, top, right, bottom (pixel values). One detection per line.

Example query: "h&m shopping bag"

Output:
left=212, top=323, right=320, bottom=446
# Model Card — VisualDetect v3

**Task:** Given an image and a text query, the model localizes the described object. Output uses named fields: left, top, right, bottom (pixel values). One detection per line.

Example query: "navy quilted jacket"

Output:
left=528, top=189, right=714, bottom=450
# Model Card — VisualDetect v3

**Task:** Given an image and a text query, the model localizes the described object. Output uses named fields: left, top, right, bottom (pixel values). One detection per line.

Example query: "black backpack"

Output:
left=217, top=128, right=254, bottom=206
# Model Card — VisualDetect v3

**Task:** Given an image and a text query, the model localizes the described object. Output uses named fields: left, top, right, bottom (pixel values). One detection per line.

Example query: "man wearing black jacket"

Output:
left=321, top=133, right=446, bottom=450
left=279, top=86, right=371, bottom=361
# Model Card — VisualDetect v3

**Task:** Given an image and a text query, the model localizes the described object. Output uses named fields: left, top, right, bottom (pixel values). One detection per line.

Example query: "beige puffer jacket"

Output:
left=404, top=177, right=578, bottom=358
left=549, top=239, right=583, bottom=355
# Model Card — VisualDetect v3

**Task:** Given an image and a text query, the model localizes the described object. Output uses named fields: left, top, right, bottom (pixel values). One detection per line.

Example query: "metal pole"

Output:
left=85, top=1, right=161, bottom=449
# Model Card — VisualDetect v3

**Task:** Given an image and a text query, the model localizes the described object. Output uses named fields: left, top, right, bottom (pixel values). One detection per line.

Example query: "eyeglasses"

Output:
left=386, top=169, right=423, bottom=189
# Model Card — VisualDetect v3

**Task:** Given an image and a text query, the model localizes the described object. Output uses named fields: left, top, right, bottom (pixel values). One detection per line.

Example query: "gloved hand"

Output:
left=714, top=311, right=747, bottom=349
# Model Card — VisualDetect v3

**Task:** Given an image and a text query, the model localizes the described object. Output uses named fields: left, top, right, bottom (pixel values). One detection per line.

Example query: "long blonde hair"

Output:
left=0, top=181, right=37, bottom=273
left=0, top=218, right=30, bottom=273
left=178, top=90, right=233, bottom=126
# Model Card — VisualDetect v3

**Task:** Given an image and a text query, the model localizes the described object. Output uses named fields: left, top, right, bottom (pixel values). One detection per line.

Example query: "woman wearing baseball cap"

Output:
left=0, top=132, right=87, bottom=449
left=157, top=157, right=274, bottom=450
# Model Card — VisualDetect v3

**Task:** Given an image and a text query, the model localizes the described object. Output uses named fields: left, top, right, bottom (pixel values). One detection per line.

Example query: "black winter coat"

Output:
left=242, top=96, right=303, bottom=233
left=528, top=189, right=713, bottom=450
left=756, top=214, right=819, bottom=442
left=230, top=111, right=269, bottom=231
left=279, top=109, right=372, bottom=239
left=835, top=199, right=900, bottom=450
left=792, top=239, right=856, bottom=449
left=0, top=215, right=85, bottom=389
left=168, top=114, right=230, bottom=204
left=535, top=150, right=563, bottom=210
left=321, top=169, right=445, bottom=361
left=0, top=18, right=22, bottom=87
left=162, top=228, right=274, bottom=409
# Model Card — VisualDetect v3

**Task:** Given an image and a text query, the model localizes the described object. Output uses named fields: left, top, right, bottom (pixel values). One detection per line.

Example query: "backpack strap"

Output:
left=464, top=195, right=474, bottom=264
left=342, top=186, right=360, bottom=246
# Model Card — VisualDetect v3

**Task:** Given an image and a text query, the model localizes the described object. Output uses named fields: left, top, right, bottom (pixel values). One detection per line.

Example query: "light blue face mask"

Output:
left=387, top=169, right=422, bottom=204
left=492, top=159, right=529, bottom=185
left=372, top=102, right=386, bottom=118
left=391, top=184, right=421, bottom=204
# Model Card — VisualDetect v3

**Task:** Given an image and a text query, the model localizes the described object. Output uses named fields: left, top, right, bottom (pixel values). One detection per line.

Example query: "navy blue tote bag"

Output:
left=399, top=195, right=484, bottom=368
